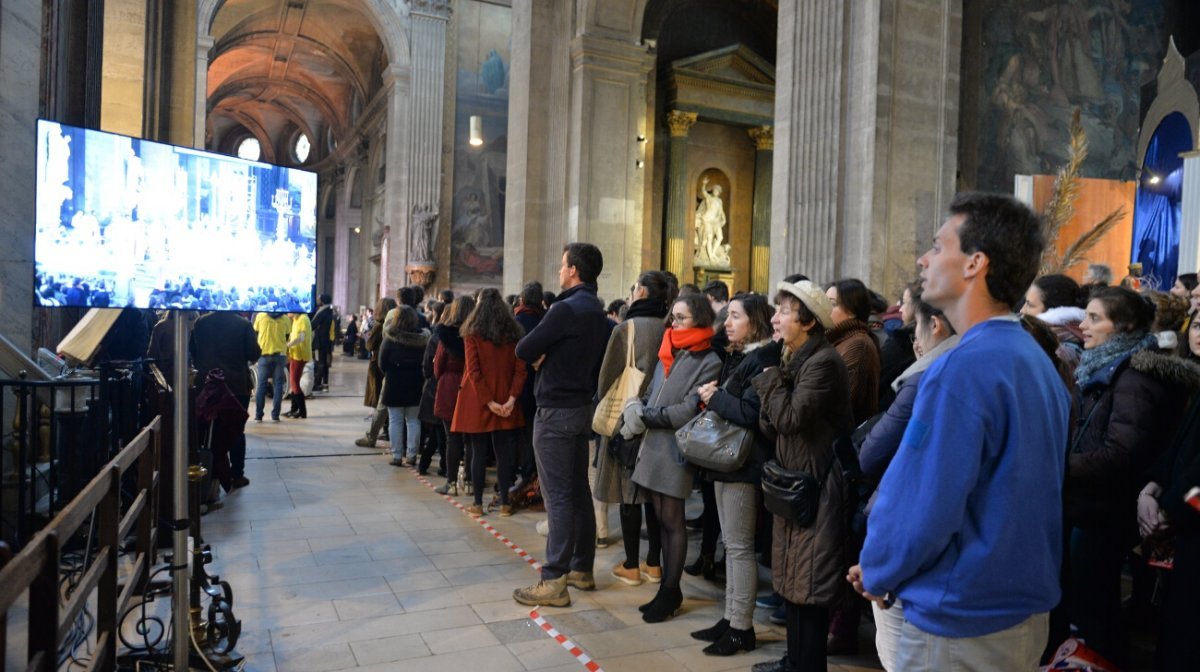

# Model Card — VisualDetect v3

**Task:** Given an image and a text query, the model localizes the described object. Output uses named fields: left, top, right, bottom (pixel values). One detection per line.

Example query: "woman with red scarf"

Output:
left=623, top=292, right=722, bottom=623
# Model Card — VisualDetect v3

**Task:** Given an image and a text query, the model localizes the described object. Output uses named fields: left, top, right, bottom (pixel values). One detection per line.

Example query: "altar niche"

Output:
left=657, top=44, right=774, bottom=293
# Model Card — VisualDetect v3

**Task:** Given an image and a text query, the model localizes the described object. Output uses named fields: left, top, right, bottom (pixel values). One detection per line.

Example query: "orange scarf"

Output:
left=658, top=326, right=714, bottom=377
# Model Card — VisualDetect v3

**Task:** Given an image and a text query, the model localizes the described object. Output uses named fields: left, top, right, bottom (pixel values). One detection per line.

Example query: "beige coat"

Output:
left=752, top=334, right=853, bottom=607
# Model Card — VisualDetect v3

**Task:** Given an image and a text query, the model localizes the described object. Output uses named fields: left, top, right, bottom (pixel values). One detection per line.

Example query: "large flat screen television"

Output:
left=34, top=119, right=318, bottom=312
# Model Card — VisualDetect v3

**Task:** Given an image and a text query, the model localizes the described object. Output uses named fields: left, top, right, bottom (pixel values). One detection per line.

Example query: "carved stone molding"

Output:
left=666, top=110, right=699, bottom=137
left=407, top=0, right=452, bottom=19
left=748, top=125, right=774, bottom=151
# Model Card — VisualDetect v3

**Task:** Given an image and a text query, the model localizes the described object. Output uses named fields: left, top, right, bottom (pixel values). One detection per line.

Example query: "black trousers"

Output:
left=468, top=429, right=517, bottom=506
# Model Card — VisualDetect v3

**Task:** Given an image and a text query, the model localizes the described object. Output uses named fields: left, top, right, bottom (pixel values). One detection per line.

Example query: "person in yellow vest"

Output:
left=285, top=311, right=314, bottom=419
left=253, top=312, right=291, bottom=421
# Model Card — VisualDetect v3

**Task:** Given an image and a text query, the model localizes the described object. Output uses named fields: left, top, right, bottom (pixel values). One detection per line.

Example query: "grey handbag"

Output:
left=675, top=409, right=753, bottom=472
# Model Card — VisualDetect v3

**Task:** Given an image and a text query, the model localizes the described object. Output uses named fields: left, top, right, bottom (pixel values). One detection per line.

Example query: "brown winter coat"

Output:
left=826, top=320, right=881, bottom=425
left=752, top=333, right=854, bottom=608
left=363, top=320, right=384, bottom=408
left=450, top=336, right=527, bottom=434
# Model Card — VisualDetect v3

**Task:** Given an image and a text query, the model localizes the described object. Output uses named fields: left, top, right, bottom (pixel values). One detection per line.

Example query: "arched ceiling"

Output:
left=207, top=0, right=387, bottom=166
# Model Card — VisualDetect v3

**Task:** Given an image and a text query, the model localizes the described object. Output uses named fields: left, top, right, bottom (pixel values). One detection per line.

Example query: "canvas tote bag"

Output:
left=591, top=322, right=645, bottom=437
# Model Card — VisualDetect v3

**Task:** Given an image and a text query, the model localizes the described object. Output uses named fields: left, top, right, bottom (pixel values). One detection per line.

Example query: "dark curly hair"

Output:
left=949, top=192, right=1045, bottom=310
left=460, top=288, right=524, bottom=344
left=1032, top=274, right=1082, bottom=310
left=1087, top=286, right=1155, bottom=334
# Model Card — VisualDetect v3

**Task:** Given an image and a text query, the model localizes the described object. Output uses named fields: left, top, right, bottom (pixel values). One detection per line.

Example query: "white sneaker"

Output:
left=536, top=518, right=550, bottom=536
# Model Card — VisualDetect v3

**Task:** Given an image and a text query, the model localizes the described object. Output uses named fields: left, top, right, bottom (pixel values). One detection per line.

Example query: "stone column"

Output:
left=193, top=34, right=213, bottom=148
left=405, top=0, right=451, bottom=288
left=381, top=62, right=412, bottom=299
left=565, top=34, right=655, bottom=300
left=504, top=0, right=572, bottom=294
left=772, top=0, right=960, bottom=295
left=1179, top=151, right=1200, bottom=276
left=748, top=125, right=773, bottom=294
left=664, top=110, right=698, bottom=279
left=0, top=0, right=42, bottom=352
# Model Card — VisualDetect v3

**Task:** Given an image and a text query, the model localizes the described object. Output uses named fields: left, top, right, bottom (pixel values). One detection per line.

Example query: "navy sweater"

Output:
left=515, top=283, right=612, bottom=408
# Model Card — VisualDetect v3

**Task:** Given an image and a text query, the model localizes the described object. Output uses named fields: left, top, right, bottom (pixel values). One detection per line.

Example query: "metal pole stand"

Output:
left=171, top=312, right=191, bottom=671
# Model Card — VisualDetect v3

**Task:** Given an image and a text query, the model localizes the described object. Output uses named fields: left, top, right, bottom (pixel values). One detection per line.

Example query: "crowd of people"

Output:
left=339, top=194, right=1200, bottom=671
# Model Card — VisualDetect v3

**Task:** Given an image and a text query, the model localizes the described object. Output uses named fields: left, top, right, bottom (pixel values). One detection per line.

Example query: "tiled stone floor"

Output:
left=204, top=355, right=883, bottom=671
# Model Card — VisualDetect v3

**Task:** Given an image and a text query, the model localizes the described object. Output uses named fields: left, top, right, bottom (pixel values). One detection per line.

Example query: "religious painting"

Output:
left=970, top=0, right=1166, bottom=191
left=693, top=169, right=732, bottom=270
left=450, top=0, right=511, bottom=285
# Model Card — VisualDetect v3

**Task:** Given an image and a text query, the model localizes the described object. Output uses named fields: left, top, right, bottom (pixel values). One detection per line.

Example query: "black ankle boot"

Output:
left=690, top=618, right=730, bottom=642
left=638, top=591, right=660, bottom=613
left=702, top=626, right=756, bottom=656
left=684, top=553, right=714, bottom=578
left=642, top=587, right=682, bottom=623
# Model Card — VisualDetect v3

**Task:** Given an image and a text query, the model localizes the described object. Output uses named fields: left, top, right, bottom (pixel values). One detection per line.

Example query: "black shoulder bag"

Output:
left=761, top=452, right=839, bottom=527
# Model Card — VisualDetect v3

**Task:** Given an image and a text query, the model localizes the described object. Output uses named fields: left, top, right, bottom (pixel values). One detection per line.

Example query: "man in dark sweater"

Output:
left=310, top=293, right=334, bottom=392
left=191, top=311, right=262, bottom=488
left=513, top=243, right=612, bottom=607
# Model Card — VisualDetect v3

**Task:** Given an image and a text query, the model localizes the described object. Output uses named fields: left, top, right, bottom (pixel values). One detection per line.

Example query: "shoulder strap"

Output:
left=625, top=321, right=637, bottom=367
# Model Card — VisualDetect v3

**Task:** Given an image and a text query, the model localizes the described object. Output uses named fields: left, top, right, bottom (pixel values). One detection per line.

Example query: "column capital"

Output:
left=406, top=0, right=452, bottom=20
left=666, top=110, right=699, bottom=137
left=748, top=125, right=774, bottom=151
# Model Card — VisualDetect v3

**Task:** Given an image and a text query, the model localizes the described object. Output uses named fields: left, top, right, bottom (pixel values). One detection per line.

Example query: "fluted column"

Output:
left=1180, top=152, right=1200, bottom=276
left=748, top=125, right=774, bottom=294
left=403, top=0, right=450, bottom=287
left=381, top=62, right=412, bottom=299
left=664, top=110, right=699, bottom=279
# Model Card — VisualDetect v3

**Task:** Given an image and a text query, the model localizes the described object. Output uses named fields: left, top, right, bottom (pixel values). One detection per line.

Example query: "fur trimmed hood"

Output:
left=1130, top=349, right=1200, bottom=391
left=383, top=325, right=430, bottom=347
left=1039, top=305, right=1086, bottom=327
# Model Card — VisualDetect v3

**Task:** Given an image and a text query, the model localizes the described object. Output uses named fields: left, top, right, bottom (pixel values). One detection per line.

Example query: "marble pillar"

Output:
left=0, top=0, right=41, bottom=353
left=381, top=62, right=412, bottom=299
left=333, top=176, right=362, bottom=315
left=405, top=0, right=450, bottom=288
left=748, top=125, right=773, bottom=294
left=771, top=0, right=960, bottom=295
left=566, top=34, right=655, bottom=301
left=664, top=110, right=698, bottom=280
left=193, top=35, right=213, bottom=149
left=504, top=0, right=572, bottom=294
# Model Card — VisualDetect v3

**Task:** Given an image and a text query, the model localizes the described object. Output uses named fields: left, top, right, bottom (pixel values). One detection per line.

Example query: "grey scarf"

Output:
left=1074, top=331, right=1157, bottom=386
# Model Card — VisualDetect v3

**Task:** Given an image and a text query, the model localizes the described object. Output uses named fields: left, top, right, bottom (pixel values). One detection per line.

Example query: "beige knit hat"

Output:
left=775, top=280, right=834, bottom=329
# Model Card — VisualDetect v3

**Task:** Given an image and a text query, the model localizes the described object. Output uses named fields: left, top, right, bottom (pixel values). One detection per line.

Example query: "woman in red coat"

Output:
left=433, top=295, right=476, bottom=496
left=451, top=288, right=528, bottom=517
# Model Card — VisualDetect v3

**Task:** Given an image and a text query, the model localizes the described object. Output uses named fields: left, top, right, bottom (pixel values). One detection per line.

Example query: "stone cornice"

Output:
left=407, top=0, right=452, bottom=20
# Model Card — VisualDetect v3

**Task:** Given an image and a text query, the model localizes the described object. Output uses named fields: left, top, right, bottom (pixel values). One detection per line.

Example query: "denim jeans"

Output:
left=387, top=406, right=421, bottom=460
left=254, top=354, right=287, bottom=420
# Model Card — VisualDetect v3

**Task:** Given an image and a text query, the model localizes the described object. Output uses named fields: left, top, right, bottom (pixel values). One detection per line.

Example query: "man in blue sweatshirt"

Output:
left=849, top=193, right=1070, bottom=670
left=513, top=243, right=613, bottom=607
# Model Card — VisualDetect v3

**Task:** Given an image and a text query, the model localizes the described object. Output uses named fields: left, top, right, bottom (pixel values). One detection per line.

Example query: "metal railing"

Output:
left=0, top=416, right=161, bottom=672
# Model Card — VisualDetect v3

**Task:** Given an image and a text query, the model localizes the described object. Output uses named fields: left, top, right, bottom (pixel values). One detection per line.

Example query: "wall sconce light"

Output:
left=635, top=160, right=644, bottom=169
left=636, top=134, right=646, bottom=143
left=469, top=116, right=484, bottom=146
left=1148, top=174, right=1162, bottom=185
left=353, top=226, right=361, bottom=234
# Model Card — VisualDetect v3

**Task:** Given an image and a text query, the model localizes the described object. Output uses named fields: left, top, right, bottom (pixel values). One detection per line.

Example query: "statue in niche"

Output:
left=693, top=176, right=731, bottom=269
left=410, top=204, right=437, bottom=263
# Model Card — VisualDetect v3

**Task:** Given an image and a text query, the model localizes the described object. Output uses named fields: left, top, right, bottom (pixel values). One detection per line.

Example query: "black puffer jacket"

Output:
left=701, top=340, right=782, bottom=484
left=1067, top=350, right=1200, bottom=528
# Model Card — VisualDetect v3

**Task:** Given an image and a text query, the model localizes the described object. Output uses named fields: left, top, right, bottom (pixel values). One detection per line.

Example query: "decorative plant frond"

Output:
left=1054, top=206, right=1125, bottom=274
left=1040, top=108, right=1088, bottom=274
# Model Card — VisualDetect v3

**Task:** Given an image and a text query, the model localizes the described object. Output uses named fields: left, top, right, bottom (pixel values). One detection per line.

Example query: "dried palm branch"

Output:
left=1040, top=108, right=1088, bottom=273
left=1055, top=206, right=1125, bottom=274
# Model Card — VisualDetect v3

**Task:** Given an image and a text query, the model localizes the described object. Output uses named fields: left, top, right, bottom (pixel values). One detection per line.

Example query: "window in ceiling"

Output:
left=294, top=133, right=311, bottom=164
left=236, top=137, right=261, bottom=161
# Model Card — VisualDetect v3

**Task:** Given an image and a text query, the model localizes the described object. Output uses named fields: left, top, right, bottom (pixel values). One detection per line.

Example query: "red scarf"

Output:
left=658, top=326, right=714, bottom=377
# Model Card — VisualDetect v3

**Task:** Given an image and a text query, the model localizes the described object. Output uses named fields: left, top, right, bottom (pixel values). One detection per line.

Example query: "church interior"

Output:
left=5, top=0, right=1200, bottom=670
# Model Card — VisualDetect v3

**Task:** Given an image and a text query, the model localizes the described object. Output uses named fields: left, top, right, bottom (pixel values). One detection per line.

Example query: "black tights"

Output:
left=787, top=602, right=829, bottom=671
left=698, top=480, right=721, bottom=556
left=442, top=421, right=469, bottom=484
left=648, top=491, right=686, bottom=590
left=619, top=502, right=661, bottom=570
left=468, top=430, right=516, bottom=506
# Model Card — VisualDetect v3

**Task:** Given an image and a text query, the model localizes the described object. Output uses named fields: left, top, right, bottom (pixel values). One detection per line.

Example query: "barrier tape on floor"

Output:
left=530, top=609, right=603, bottom=672
left=408, top=467, right=604, bottom=672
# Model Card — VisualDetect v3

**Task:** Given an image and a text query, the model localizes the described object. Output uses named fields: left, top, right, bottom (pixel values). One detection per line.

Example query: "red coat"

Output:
left=432, top=340, right=464, bottom=422
left=450, top=336, right=527, bottom=434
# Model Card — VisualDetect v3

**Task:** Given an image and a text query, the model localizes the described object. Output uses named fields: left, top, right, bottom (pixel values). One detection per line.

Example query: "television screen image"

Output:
left=34, top=119, right=318, bottom=313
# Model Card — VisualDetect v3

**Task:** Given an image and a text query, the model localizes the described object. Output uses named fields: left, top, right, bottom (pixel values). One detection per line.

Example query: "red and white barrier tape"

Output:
left=409, top=468, right=603, bottom=671
left=530, top=609, right=603, bottom=672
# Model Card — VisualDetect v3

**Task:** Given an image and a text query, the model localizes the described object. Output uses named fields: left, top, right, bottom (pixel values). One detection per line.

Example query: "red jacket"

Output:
left=450, top=336, right=527, bottom=434
left=432, top=338, right=464, bottom=422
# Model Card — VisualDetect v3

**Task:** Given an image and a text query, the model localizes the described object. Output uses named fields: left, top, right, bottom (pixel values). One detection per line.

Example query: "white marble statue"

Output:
left=693, top=176, right=731, bottom=268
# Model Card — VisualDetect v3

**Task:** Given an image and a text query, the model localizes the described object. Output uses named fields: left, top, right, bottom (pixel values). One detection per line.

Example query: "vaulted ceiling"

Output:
left=207, top=0, right=387, bottom=166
